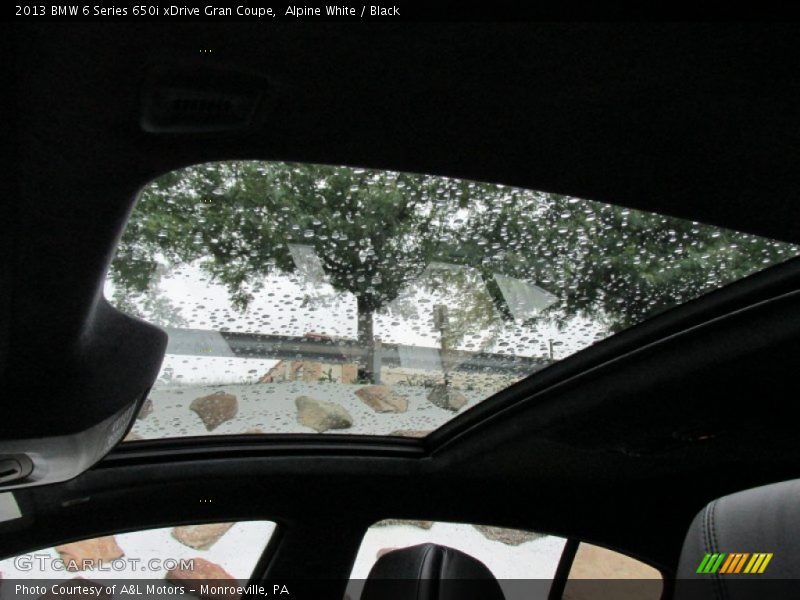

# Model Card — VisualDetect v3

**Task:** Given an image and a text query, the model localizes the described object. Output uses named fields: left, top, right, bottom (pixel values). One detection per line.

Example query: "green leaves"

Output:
left=110, top=161, right=798, bottom=341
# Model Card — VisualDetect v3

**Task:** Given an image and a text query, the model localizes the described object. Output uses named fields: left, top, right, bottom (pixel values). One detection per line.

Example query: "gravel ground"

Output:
left=129, top=380, right=487, bottom=439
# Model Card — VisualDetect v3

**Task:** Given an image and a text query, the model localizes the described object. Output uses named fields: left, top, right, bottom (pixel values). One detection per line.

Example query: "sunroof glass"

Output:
left=106, top=161, right=799, bottom=440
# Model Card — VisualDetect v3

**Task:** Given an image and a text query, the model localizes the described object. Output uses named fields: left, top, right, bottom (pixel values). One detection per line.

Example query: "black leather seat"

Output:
left=361, top=543, right=505, bottom=600
left=674, top=478, right=800, bottom=599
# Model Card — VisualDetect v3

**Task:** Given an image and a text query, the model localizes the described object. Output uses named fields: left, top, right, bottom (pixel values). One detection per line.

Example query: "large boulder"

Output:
left=171, top=523, right=234, bottom=550
left=55, top=537, right=124, bottom=571
left=426, top=384, right=467, bottom=411
left=472, top=525, right=543, bottom=546
left=295, top=396, right=353, bottom=433
left=190, top=392, right=238, bottom=431
left=355, top=386, right=408, bottom=413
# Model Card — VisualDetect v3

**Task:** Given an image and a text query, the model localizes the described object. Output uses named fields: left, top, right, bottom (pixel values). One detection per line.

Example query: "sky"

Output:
left=105, top=260, right=603, bottom=387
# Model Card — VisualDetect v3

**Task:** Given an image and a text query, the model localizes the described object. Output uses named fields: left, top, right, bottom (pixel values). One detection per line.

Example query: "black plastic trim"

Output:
left=101, top=434, right=425, bottom=467
left=549, top=538, right=579, bottom=600
left=426, top=256, right=800, bottom=452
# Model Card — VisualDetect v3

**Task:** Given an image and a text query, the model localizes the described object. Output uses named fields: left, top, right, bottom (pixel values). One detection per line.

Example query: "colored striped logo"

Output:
left=696, top=553, right=773, bottom=574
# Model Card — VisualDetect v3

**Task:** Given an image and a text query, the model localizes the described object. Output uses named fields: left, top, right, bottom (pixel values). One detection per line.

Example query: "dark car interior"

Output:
left=5, top=21, right=800, bottom=600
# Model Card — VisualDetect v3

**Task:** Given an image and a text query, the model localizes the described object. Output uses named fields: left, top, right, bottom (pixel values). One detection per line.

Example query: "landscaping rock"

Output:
left=356, top=385, right=408, bottom=413
left=295, top=396, right=353, bottom=433
left=171, top=523, right=234, bottom=550
left=374, top=519, right=434, bottom=529
left=190, top=392, right=238, bottom=431
left=55, top=537, right=124, bottom=571
left=427, top=384, right=467, bottom=411
left=389, top=429, right=432, bottom=438
left=472, top=525, right=543, bottom=546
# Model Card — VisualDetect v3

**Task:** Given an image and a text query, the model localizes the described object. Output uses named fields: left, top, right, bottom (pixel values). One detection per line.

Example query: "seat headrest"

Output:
left=361, top=543, right=505, bottom=600
left=675, top=478, right=800, bottom=599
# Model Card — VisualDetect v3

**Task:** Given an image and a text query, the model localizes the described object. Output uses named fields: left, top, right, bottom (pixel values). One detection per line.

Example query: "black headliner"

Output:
left=6, top=21, right=800, bottom=588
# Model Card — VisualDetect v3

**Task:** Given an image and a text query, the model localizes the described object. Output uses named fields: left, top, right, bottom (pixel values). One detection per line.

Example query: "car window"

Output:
left=347, top=519, right=568, bottom=600
left=107, top=161, right=799, bottom=441
left=0, top=521, right=274, bottom=585
left=561, top=542, right=663, bottom=600
left=348, top=520, right=664, bottom=600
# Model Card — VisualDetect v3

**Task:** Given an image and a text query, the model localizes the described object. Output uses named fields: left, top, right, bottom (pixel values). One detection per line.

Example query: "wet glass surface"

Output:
left=105, top=161, right=799, bottom=439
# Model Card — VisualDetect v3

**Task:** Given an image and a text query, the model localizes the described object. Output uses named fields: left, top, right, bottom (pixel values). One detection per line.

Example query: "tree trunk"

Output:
left=356, top=296, right=375, bottom=383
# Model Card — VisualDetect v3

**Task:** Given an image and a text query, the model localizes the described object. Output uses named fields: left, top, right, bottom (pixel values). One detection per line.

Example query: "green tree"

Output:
left=111, top=162, right=467, bottom=381
left=109, top=161, right=797, bottom=383
left=455, top=188, right=796, bottom=332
